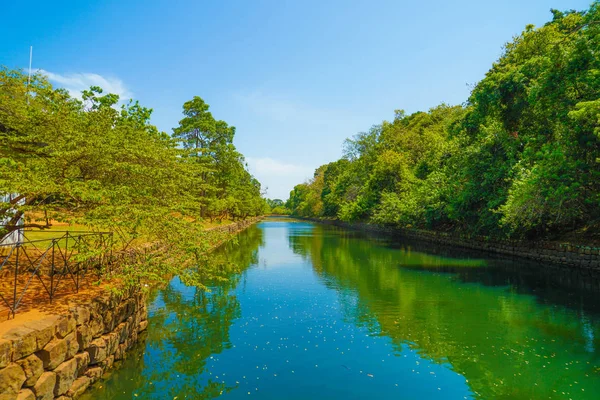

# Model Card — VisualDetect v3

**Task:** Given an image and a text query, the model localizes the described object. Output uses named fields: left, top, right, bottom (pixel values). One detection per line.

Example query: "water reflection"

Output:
left=84, top=220, right=600, bottom=400
left=288, top=223, right=600, bottom=399
left=82, top=225, right=264, bottom=399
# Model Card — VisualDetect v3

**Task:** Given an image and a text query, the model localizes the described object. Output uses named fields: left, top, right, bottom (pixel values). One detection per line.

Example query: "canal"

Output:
left=84, top=218, right=600, bottom=399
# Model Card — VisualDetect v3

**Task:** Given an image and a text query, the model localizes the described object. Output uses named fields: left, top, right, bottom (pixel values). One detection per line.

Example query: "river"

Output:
left=83, top=218, right=600, bottom=399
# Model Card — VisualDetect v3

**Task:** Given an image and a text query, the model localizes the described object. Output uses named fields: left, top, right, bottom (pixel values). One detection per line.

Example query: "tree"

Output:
left=0, top=68, right=267, bottom=289
left=286, top=2, right=600, bottom=240
left=172, top=96, right=267, bottom=221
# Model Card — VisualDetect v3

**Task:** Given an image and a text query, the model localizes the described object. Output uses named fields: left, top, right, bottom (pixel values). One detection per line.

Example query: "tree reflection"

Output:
left=289, top=224, right=600, bottom=399
left=84, top=225, right=264, bottom=400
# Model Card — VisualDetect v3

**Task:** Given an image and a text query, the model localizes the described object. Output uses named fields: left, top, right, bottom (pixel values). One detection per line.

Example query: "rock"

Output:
left=130, top=330, right=138, bottom=345
left=32, top=371, right=56, bottom=400
left=96, top=293, right=120, bottom=310
left=76, top=325, right=91, bottom=350
left=53, top=357, right=78, bottom=396
left=71, top=307, right=90, bottom=326
left=114, top=343, right=126, bottom=361
left=2, top=326, right=37, bottom=359
left=114, top=322, right=128, bottom=344
left=36, top=337, right=67, bottom=370
left=56, top=315, right=76, bottom=339
left=119, top=298, right=136, bottom=323
left=73, top=352, right=90, bottom=377
left=133, top=311, right=142, bottom=327
left=84, top=366, right=103, bottom=384
left=0, top=363, right=26, bottom=395
left=102, top=310, right=115, bottom=334
left=67, top=376, right=90, bottom=398
left=23, top=316, right=60, bottom=350
left=86, top=337, right=107, bottom=364
left=89, top=317, right=104, bottom=339
left=100, top=354, right=114, bottom=370
left=16, top=354, right=43, bottom=387
left=113, top=303, right=126, bottom=326
left=64, top=332, right=79, bottom=360
left=104, top=333, right=119, bottom=356
left=0, top=339, right=13, bottom=368
left=16, top=389, right=35, bottom=400
left=138, top=320, right=148, bottom=333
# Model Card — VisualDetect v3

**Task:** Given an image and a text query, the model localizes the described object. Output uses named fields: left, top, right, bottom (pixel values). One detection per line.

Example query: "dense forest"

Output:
left=0, top=69, right=267, bottom=284
left=286, top=3, right=600, bottom=240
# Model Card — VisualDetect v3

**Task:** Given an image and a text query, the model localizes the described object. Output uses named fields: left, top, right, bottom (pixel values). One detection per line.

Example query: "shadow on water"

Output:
left=287, top=221, right=600, bottom=399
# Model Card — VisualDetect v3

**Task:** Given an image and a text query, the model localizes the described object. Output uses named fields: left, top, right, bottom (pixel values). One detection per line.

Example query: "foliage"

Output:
left=286, top=166, right=326, bottom=217
left=265, top=198, right=290, bottom=215
left=84, top=226, right=265, bottom=399
left=287, top=3, right=600, bottom=239
left=0, top=68, right=266, bottom=286
left=172, top=96, right=267, bottom=221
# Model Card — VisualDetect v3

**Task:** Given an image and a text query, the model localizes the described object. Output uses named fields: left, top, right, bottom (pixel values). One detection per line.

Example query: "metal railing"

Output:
left=0, top=229, right=114, bottom=318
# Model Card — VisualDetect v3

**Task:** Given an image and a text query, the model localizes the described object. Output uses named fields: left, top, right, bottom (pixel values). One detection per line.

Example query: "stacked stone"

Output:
left=397, top=229, right=600, bottom=270
left=307, top=217, right=600, bottom=270
left=0, top=290, right=147, bottom=400
left=208, top=216, right=263, bottom=234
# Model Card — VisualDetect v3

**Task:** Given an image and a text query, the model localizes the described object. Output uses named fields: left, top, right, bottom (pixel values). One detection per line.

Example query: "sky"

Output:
left=0, top=0, right=592, bottom=199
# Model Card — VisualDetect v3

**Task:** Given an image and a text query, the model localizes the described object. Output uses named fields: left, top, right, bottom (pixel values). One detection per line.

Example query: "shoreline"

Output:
left=0, top=216, right=264, bottom=400
left=297, top=217, right=600, bottom=272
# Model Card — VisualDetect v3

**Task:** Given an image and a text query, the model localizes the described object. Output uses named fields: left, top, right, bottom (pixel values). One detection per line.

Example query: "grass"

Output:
left=10, top=213, right=241, bottom=250
left=23, top=224, right=92, bottom=242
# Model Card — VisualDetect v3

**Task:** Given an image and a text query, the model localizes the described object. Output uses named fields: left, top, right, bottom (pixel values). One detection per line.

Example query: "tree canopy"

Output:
left=286, top=3, right=600, bottom=240
left=0, top=69, right=267, bottom=286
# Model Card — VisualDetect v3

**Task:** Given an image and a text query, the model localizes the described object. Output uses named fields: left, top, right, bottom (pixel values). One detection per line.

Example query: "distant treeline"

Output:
left=286, top=4, right=600, bottom=239
left=266, top=198, right=290, bottom=215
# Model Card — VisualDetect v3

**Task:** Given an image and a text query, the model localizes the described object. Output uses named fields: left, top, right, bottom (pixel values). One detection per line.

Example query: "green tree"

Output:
left=0, top=68, right=266, bottom=289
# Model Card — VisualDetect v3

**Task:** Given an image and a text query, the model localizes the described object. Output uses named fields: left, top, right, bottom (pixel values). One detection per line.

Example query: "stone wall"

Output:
left=0, top=216, right=263, bottom=400
left=305, top=218, right=600, bottom=270
left=207, top=216, right=263, bottom=234
left=0, top=289, right=148, bottom=400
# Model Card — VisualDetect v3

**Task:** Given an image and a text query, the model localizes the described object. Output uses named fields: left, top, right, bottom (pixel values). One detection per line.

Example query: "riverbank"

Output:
left=0, top=217, right=263, bottom=400
left=299, top=217, right=600, bottom=271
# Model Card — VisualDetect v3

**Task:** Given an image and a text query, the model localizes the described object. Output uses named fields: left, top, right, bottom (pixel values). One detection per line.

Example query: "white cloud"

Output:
left=246, top=157, right=313, bottom=199
left=234, top=91, right=368, bottom=199
left=38, top=69, right=132, bottom=101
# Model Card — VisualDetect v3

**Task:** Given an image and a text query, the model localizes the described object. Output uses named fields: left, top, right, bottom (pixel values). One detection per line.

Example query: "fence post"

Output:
left=3, top=230, right=119, bottom=318
left=65, top=232, right=69, bottom=269
left=50, top=239, right=55, bottom=302
left=75, top=234, right=82, bottom=292
left=75, top=258, right=80, bottom=293
left=109, top=232, right=114, bottom=276
left=12, top=244, right=20, bottom=318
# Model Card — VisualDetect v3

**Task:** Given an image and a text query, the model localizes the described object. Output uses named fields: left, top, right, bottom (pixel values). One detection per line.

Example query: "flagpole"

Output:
left=27, top=46, right=32, bottom=104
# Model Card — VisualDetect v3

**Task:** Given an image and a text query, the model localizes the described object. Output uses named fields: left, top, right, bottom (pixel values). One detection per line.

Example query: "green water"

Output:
left=84, top=218, right=600, bottom=399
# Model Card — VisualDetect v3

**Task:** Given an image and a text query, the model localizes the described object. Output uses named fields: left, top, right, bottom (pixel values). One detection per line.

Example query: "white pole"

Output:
left=26, top=46, right=32, bottom=104
left=27, top=46, right=32, bottom=85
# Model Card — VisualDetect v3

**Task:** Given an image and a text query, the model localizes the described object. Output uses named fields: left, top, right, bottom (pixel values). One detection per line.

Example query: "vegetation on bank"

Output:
left=266, top=198, right=291, bottom=215
left=286, top=3, right=600, bottom=240
left=0, top=68, right=267, bottom=286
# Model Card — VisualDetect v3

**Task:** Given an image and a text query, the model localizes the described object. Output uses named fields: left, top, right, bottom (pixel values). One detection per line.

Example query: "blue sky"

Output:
left=0, top=0, right=591, bottom=199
